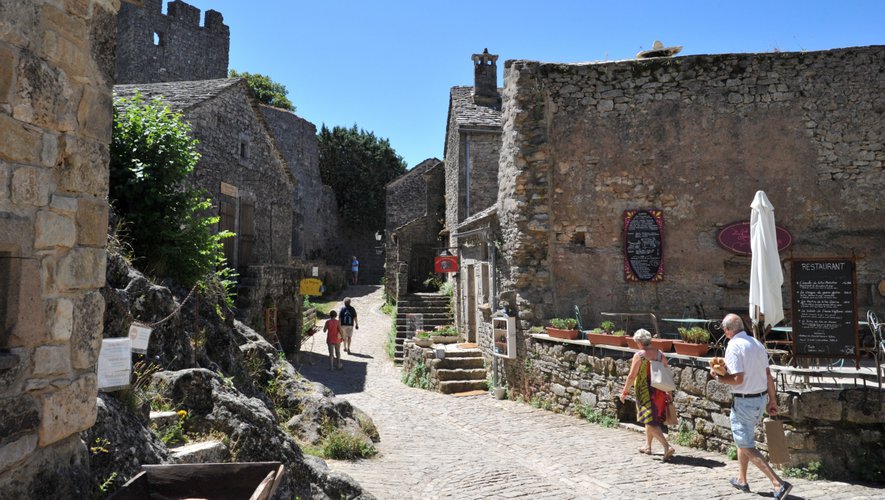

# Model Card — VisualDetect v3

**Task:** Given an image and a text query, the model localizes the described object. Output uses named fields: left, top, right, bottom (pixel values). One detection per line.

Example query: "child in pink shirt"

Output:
left=323, top=310, right=343, bottom=370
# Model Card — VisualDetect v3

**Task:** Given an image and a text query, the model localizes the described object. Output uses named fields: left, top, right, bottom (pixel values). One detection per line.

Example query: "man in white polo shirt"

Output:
left=712, top=314, right=792, bottom=500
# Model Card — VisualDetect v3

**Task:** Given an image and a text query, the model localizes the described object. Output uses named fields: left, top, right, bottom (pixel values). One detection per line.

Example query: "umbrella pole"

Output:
left=753, top=306, right=765, bottom=340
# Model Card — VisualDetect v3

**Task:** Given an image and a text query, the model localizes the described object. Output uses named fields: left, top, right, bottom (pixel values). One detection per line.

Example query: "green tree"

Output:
left=110, top=92, right=232, bottom=286
left=229, top=69, right=295, bottom=111
left=318, top=124, right=407, bottom=229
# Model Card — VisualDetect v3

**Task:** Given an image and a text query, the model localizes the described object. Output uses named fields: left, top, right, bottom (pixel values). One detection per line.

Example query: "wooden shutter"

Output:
left=238, top=200, right=255, bottom=267
left=219, top=194, right=237, bottom=267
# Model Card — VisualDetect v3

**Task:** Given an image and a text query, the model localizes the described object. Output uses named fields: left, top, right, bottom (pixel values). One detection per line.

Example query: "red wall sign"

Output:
left=434, top=255, right=459, bottom=273
left=717, top=221, right=793, bottom=256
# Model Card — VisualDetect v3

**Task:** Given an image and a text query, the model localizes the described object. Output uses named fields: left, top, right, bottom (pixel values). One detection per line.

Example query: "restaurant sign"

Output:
left=717, top=221, right=793, bottom=256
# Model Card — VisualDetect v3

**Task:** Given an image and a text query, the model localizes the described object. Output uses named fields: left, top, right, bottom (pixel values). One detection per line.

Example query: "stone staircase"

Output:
left=434, top=348, right=488, bottom=394
left=394, top=292, right=453, bottom=363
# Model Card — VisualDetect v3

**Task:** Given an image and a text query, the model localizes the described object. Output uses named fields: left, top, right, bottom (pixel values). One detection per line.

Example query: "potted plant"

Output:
left=674, top=326, right=711, bottom=356
left=585, top=325, right=628, bottom=347
left=624, top=331, right=640, bottom=349
left=431, top=325, right=460, bottom=344
left=546, top=318, right=579, bottom=340
left=413, top=330, right=433, bottom=347
left=650, top=336, right=674, bottom=352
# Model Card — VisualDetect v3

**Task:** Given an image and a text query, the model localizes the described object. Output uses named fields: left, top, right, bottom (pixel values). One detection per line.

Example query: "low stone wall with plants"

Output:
left=401, top=341, right=441, bottom=391
left=506, top=337, right=885, bottom=482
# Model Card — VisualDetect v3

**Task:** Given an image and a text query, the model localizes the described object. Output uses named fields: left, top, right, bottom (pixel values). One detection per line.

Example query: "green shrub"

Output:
left=110, top=92, right=233, bottom=287
left=578, top=404, right=619, bottom=428
left=549, top=318, right=577, bottom=330
left=433, top=325, right=458, bottom=336
left=599, top=320, right=616, bottom=332
left=321, top=429, right=377, bottom=459
left=678, top=326, right=711, bottom=344
left=402, top=360, right=430, bottom=389
left=783, top=461, right=822, bottom=480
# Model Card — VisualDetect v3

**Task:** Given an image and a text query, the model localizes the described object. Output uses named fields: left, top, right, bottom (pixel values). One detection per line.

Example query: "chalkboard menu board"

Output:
left=791, top=259, right=857, bottom=360
left=624, top=209, right=664, bottom=282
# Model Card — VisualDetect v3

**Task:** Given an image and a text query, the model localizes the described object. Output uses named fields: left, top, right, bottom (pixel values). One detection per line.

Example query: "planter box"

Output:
left=673, top=341, right=709, bottom=356
left=650, top=339, right=673, bottom=352
left=413, top=338, right=433, bottom=347
left=546, top=327, right=579, bottom=340
left=585, top=332, right=627, bottom=347
left=625, top=337, right=640, bottom=349
left=431, top=335, right=460, bottom=344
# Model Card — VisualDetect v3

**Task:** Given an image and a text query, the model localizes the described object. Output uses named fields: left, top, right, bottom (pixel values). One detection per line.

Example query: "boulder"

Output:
left=81, top=393, right=171, bottom=494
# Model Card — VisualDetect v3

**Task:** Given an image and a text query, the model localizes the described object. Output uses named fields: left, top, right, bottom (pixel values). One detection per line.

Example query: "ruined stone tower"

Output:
left=116, top=0, right=230, bottom=84
left=472, top=48, right=499, bottom=106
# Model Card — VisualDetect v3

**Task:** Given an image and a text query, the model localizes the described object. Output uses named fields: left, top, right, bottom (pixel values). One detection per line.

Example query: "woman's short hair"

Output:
left=633, top=328, right=652, bottom=346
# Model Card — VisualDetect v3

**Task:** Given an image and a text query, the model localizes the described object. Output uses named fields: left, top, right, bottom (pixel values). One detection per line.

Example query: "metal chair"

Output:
left=864, top=310, right=884, bottom=390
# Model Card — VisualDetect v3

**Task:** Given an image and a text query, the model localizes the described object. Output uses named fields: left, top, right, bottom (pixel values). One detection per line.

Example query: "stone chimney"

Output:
left=472, top=48, right=499, bottom=106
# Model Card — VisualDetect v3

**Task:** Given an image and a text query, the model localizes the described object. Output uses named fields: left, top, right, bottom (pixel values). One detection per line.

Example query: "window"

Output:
left=0, top=251, right=18, bottom=351
left=153, top=31, right=164, bottom=46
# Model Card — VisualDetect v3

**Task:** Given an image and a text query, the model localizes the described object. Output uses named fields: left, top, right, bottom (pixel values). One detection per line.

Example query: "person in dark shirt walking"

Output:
left=339, top=297, right=359, bottom=354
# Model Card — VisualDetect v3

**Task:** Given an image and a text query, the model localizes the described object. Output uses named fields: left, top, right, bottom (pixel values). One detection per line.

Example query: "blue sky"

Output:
left=176, top=1, right=883, bottom=169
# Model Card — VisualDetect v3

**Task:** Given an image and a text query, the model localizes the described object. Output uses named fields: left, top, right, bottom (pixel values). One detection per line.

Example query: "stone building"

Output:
left=116, top=0, right=229, bottom=84
left=436, top=45, right=885, bottom=380
left=443, top=50, right=504, bottom=336
left=260, top=105, right=342, bottom=262
left=496, top=45, right=885, bottom=328
left=113, top=78, right=301, bottom=347
left=0, top=0, right=130, bottom=496
left=384, top=158, right=446, bottom=300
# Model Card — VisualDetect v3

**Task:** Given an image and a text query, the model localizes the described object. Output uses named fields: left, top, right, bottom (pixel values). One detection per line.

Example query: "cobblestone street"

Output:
left=296, top=286, right=882, bottom=500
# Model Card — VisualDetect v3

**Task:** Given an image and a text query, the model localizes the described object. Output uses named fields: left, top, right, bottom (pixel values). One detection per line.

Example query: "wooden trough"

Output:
left=108, top=462, right=285, bottom=500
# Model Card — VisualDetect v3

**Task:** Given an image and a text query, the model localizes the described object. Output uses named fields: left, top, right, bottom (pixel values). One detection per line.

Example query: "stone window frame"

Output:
left=0, top=246, right=21, bottom=369
left=153, top=30, right=165, bottom=46
left=238, top=133, right=252, bottom=166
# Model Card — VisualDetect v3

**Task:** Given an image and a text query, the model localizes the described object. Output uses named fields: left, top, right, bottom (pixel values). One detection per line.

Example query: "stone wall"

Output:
left=503, top=337, right=885, bottom=481
left=0, top=0, right=121, bottom=496
left=444, top=124, right=501, bottom=238
left=260, top=105, right=342, bottom=261
left=236, top=264, right=301, bottom=354
left=116, top=0, right=229, bottom=84
left=498, top=46, right=885, bottom=326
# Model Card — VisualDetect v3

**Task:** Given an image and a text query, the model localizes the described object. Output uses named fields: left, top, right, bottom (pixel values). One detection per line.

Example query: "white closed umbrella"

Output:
left=749, top=190, right=784, bottom=330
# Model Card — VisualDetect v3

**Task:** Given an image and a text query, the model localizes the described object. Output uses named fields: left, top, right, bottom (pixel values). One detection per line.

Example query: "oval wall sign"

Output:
left=717, top=221, right=793, bottom=256
left=624, top=209, right=664, bottom=282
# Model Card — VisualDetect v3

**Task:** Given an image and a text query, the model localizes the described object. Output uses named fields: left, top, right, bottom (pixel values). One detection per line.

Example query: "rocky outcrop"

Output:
left=85, top=248, right=378, bottom=498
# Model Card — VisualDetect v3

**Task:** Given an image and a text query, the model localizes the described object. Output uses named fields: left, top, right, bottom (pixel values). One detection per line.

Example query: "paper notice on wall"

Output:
left=98, top=338, right=132, bottom=392
left=312, top=266, right=319, bottom=277
left=128, top=324, right=152, bottom=353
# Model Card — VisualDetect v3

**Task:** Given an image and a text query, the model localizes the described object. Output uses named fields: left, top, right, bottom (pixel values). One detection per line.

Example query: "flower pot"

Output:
left=494, top=387, right=507, bottom=400
left=414, top=338, right=432, bottom=348
left=585, top=331, right=627, bottom=347
left=650, top=339, right=674, bottom=352
left=673, top=341, right=709, bottom=356
left=546, top=327, right=579, bottom=340
left=431, top=335, right=460, bottom=344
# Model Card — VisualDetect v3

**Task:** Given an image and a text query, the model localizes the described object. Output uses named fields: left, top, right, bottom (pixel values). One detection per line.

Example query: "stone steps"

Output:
left=437, top=355, right=485, bottom=370
left=439, top=380, right=488, bottom=394
left=437, top=368, right=487, bottom=381
left=393, top=292, right=454, bottom=363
